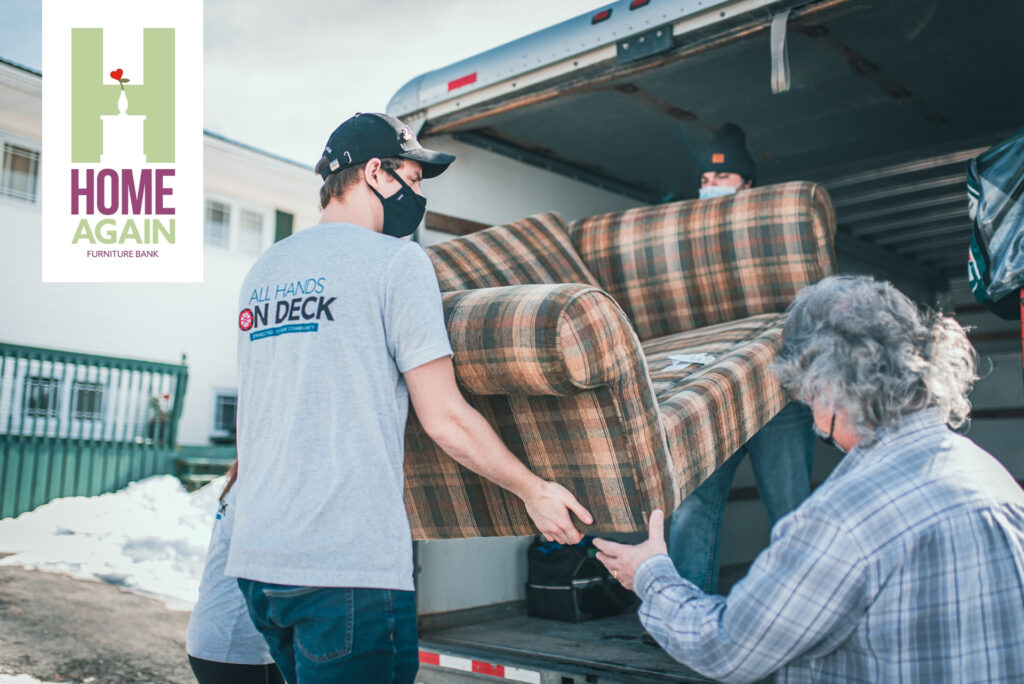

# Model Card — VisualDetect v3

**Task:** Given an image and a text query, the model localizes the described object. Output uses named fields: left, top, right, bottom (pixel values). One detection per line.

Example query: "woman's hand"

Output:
left=593, top=510, right=667, bottom=592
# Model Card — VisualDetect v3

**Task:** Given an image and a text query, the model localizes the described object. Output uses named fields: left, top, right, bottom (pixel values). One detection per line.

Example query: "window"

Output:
left=203, top=195, right=272, bottom=254
left=24, top=376, right=59, bottom=418
left=238, top=209, right=264, bottom=255
left=71, top=381, right=104, bottom=420
left=214, top=393, right=237, bottom=433
left=204, top=199, right=231, bottom=247
left=2, top=142, right=39, bottom=203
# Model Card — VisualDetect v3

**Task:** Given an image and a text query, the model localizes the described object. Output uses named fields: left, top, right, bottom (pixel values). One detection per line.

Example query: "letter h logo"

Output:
left=71, top=28, right=175, bottom=163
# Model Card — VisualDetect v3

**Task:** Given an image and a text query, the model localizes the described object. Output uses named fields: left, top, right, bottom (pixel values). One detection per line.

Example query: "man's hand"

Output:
left=523, top=479, right=593, bottom=545
left=593, top=510, right=667, bottom=592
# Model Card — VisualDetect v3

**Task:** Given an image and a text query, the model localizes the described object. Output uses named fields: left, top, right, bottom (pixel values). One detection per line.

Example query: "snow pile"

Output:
left=0, top=675, right=61, bottom=684
left=0, top=475, right=222, bottom=610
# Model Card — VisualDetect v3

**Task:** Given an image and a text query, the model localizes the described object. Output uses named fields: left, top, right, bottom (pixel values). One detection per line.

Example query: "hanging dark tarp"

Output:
left=967, top=129, right=1024, bottom=320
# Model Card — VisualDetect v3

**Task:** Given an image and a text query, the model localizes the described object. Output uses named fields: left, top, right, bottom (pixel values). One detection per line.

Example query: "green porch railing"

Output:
left=0, top=342, right=189, bottom=519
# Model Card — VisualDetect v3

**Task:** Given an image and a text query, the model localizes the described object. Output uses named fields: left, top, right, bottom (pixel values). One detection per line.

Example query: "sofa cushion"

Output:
left=426, top=212, right=600, bottom=292
left=568, top=182, right=837, bottom=340
left=641, top=313, right=789, bottom=487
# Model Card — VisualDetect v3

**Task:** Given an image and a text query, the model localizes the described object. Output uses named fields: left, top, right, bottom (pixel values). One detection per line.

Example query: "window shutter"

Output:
left=274, top=210, right=293, bottom=242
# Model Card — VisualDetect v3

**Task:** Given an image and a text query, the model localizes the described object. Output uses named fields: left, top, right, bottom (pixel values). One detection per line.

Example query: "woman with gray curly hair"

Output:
left=775, top=274, right=979, bottom=450
left=595, top=275, right=1024, bottom=683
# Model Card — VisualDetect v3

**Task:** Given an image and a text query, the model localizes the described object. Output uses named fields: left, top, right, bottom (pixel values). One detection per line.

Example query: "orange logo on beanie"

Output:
left=712, top=153, right=725, bottom=164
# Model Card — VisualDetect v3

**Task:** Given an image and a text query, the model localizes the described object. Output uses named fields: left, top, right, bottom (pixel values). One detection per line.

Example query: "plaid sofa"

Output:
left=404, top=181, right=837, bottom=539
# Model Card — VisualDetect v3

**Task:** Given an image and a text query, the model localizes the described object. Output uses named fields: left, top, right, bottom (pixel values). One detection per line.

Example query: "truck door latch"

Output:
left=616, top=24, right=673, bottom=65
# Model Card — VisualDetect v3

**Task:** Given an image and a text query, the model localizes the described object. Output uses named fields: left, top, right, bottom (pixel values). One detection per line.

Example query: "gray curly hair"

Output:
left=775, top=276, right=978, bottom=444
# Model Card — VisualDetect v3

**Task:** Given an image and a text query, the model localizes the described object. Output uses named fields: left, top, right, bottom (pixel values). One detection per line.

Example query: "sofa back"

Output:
left=568, top=181, right=838, bottom=340
left=425, top=212, right=599, bottom=292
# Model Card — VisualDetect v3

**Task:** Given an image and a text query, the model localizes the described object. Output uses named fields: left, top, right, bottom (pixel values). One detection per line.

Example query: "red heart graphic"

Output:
left=110, top=68, right=123, bottom=81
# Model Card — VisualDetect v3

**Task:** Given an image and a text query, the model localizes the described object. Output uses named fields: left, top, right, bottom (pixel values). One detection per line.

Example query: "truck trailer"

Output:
left=386, top=0, right=1024, bottom=681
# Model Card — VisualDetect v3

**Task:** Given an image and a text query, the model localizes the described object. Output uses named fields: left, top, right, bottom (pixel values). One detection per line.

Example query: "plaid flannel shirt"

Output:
left=635, top=409, right=1024, bottom=683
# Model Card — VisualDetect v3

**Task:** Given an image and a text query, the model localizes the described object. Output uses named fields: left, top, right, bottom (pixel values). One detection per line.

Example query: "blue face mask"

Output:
left=698, top=185, right=738, bottom=200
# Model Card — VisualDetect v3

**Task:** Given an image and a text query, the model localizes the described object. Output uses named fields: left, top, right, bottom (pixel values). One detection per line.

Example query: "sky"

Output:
left=0, top=0, right=606, bottom=164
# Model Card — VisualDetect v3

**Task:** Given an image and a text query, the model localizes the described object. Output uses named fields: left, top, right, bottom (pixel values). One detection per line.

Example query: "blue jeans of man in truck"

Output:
left=667, top=401, right=815, bottom=594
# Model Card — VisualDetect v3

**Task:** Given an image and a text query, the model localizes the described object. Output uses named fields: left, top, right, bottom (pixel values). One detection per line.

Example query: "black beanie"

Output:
left=697, top=123, right=757, bottom=185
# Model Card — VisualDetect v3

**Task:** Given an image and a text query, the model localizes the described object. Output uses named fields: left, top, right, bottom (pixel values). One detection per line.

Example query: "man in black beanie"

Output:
left=696, top=122, right=756, bottom=199
left=665, top=122, right=815, bottom=599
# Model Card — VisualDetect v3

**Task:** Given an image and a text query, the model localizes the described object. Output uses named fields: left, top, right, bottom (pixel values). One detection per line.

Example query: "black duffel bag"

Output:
left=526, top=535, right=638, bottom=622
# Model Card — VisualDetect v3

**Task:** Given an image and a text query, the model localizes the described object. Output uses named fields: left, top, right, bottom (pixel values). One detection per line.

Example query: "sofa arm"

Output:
left=442, top=283, right=645, bottom=396
left=568, top=181, right=838, bottom=340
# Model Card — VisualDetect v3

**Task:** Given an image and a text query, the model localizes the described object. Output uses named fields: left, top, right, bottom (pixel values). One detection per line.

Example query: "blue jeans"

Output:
left=667, top=402, right=814, bottom=594
left=237, top=580, right=418, bottom=684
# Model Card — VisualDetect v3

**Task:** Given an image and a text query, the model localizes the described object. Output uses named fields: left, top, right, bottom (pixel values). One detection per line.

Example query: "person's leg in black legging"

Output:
left=267, top=662, right=286, bottom=684
left=189, top=655, right=286, bottom=684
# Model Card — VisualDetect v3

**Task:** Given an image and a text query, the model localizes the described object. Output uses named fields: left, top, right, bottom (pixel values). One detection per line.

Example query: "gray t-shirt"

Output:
left=225, top=223, right=452, bottom=590
left=186, top=487, right=273, bottom=665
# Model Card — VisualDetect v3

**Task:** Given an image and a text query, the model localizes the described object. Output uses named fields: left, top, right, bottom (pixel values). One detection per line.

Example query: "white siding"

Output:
left=0, top=65, right=322, bottom=446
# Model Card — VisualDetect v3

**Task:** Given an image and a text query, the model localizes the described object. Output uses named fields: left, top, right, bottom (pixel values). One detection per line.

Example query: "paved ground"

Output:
left=0, top=561, right=752, bottom=684
left=0, top=565, right=192, bottom=683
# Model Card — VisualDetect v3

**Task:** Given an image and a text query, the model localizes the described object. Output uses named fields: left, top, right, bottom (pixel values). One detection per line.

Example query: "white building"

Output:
left=0, top=57, right=321, bottom=448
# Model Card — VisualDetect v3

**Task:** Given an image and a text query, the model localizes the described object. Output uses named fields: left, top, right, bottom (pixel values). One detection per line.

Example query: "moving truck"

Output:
left=386, top=0, right=1024, bottom=680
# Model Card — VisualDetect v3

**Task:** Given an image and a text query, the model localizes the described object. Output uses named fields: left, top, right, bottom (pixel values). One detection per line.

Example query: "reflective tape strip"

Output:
left=439, top=654, right=474, bottom=672
left=505, top=666, right=542, bottom=683
left=419, top=650, right=541, bottom=682
left=447, top=72, right=478, bottom=91
left=473, top=661, right=504, bottom=676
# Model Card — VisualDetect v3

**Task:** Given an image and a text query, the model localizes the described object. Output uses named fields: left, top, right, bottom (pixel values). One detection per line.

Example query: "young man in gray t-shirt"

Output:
left=226, top=112, right=592, bottom=684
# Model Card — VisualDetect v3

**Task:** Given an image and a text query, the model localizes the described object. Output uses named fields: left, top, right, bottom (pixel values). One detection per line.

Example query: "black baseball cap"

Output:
left=318, top=112, right=455, bottom=180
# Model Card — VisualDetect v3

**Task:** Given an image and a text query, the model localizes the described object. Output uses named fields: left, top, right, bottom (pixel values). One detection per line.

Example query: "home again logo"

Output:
left=70, top=28, right=176, bottom=252
left=71, top=29, right=174, bottom=164
left=42, top=0, right=203, bottom=283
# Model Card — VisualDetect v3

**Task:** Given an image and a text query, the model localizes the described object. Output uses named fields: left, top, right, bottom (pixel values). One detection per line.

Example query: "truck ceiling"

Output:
left=389, top=0, right=1024, bottom=285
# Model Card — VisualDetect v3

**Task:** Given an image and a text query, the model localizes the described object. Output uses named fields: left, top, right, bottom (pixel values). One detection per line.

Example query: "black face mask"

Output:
left=368, top=168, right=426, bottom=238
left=815, top=413, right=843, bottom=451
